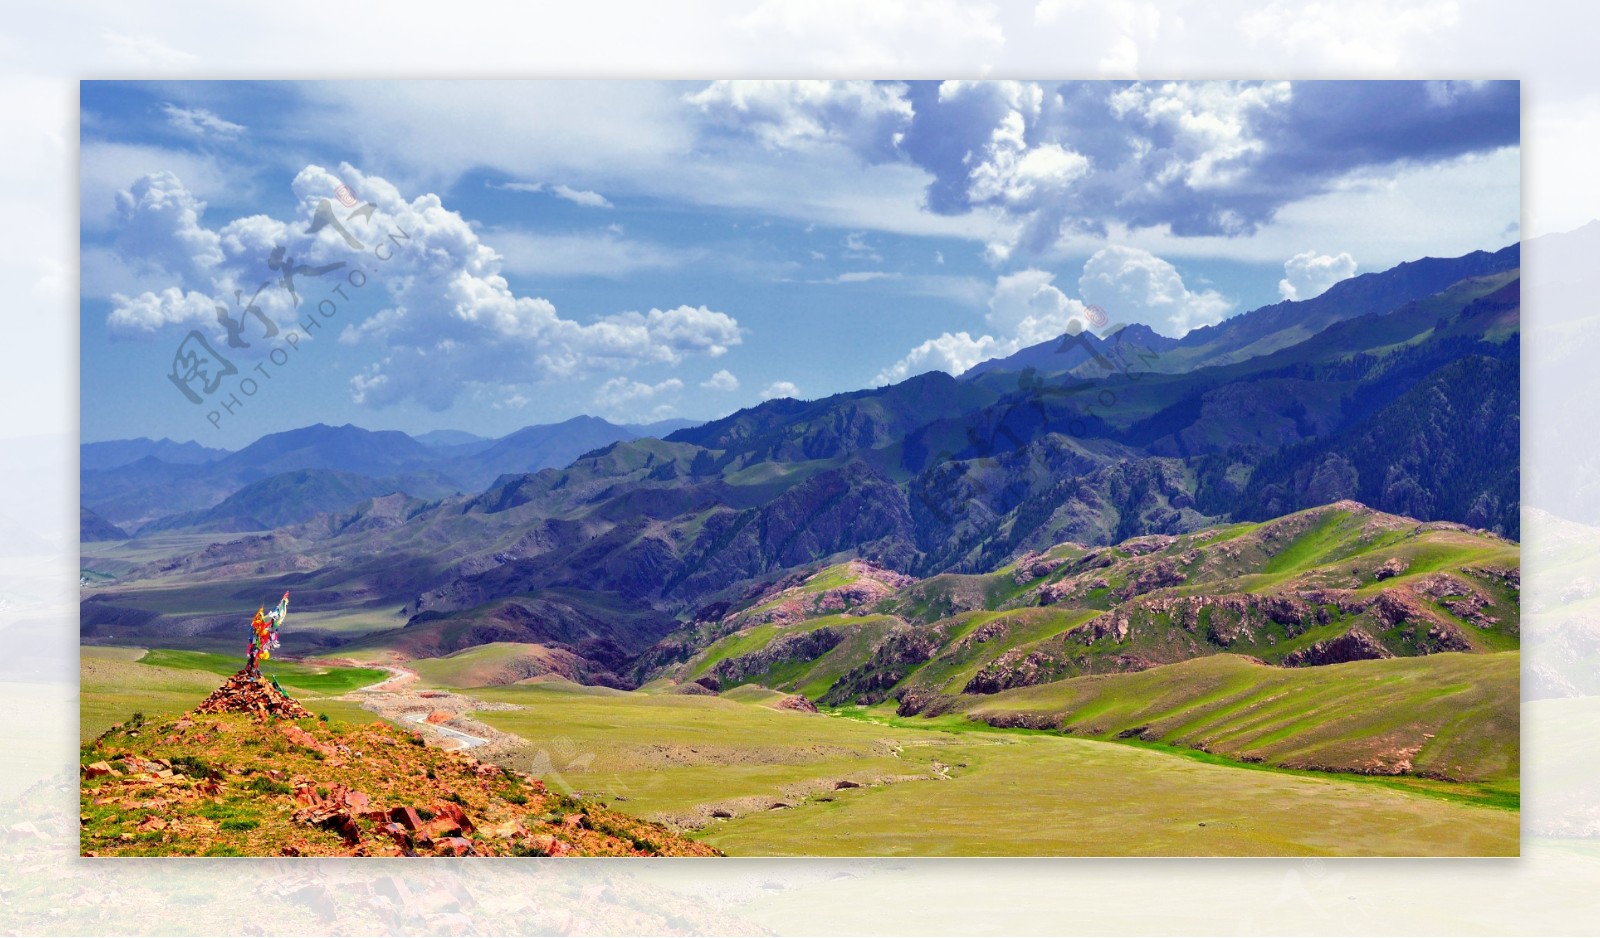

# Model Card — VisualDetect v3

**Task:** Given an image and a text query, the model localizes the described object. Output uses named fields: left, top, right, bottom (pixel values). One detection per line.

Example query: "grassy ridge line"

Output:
left=663, top=503, right=1519, bottom=709
left=940, top=651, right=1517, bottom=787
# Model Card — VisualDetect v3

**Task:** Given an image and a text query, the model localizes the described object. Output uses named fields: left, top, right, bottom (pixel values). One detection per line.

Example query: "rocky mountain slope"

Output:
left=640, top=502, right=1518, bottom=711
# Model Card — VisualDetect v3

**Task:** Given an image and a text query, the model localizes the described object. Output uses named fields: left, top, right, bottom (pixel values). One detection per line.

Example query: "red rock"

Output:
left=84, top=761, right=119, bottom=779
left=389, top=806, right=423, bottom=831
left=424, top=710, right=455, bottom=725
left=433, top=801, right=475, bottom=834
left=433, top=837, right=475, bottom=856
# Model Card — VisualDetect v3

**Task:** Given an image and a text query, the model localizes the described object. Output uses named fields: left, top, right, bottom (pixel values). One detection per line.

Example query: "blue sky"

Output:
left=80, top=80, right=1520, bottom=448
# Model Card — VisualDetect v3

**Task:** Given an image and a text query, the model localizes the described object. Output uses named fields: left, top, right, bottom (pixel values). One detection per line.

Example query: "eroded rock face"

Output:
left=1281, top=628, right=1393, bottom=666
left=964, top=649, right=1073, bottom=694
left=1011, top=550, right=1071, bottom=585
left=705, top=627, right=844, bottom=687
left=822, top=623, right=942, bottom=706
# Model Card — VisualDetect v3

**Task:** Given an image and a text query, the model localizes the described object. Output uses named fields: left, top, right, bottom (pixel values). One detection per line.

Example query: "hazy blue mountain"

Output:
left=80, top=438, right=231, bottom=472
left=412, top=429, right=491, bottom=448
left=79, top=506, right=128, bottom=542
left=450, top=416, right=664, bottom=490
left=136, top=468, right=422, bottom=535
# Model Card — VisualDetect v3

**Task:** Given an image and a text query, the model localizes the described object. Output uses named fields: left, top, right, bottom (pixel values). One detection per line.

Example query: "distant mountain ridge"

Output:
left=967, top=243, right=1520, bottom=380
left=81, top=416, right=704, bottom=530
left=80, top=437, right=231, bottom=472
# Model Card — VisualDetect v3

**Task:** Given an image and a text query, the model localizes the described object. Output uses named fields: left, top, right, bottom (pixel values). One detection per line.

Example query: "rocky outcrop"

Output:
left=964, top=649, right=1073, bottom=694
left=774, top=694, right=818, bottom=713
left=821, top=623, right=942, bottom=706
left=705, top=627, right=843, bottom=687
left=1375, top=557, right=1408, bottom=580
left=732, top=560, right=917, bottom=628
left=1281, top=628, right=1393, bottom=666
left=1011, top=550, right=1071, bottom=585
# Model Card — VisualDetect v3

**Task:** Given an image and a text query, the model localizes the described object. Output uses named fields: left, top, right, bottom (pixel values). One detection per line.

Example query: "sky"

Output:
left=79, top=79, right=1520, bottom=448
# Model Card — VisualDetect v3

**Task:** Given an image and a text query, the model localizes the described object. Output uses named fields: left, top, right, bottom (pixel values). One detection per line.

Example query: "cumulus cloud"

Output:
left=760, top=380, right=801, bottom=400
left=113, top=171, right=225, bottom=280
left=1278, top=250, right=1357, bottom=301
left=593, top=376, right=684, bottom=422
left=688, top=80, right=913, bottom=161
left=875, top=246, right=1231, bottom=384
left=1078, top=245, right=1232, bottom=335
left=873, top=331, right=1010, bottom=386
left=161, top=103, right=245, bottom=139
left=551, top=184, right=612, bottom=208
left=701, top=369, right=739, bottom=391
left=105, top=287, right=217, bottom=334
left=895, top=79, right=1519, bottom=259
left=100, top=164, right=742, bottom=410
left=874, top=267, right=1087, bottom=385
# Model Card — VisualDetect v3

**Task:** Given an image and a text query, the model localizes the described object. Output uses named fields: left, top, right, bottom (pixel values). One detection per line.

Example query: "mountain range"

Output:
left=81, top=416, right=700, bottom=534
left=81, top=242, right=1521, bottom=693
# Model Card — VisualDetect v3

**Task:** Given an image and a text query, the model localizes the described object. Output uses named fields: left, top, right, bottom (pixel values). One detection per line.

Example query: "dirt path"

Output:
left=324, top=662, right=527, bottom=757
left=402, top=711, right=489, bottom=750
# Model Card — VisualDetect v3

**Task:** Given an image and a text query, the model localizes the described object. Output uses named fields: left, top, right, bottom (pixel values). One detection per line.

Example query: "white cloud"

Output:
left=874, top=331, right=1012, bottom=385
left=986, top=268, right=1088, bottom=345
left=105, top=287, right=217, bottom=335
left=687, top=79, right=913, bottom=160
left=874, top=267, right=1087, bottom=384
left=551, top=184, right=612, bottom=208
left=1078, top=245, right=1233, bottom=335
left=701, top=369, right=739, bottom=392
left=967, top=115, right=1090, bottom=208
left=875, top=246, right=1228, bottom=384
left=1278, top=250, right=1357, bottom=301
left=487, top=180, right=543, bottom=193
left=817, top=270, right=901, bottom=285
left=1108, top=80, right=1293, bottom=192
left=593, top=376, right=685, bottom=422
left=112, top=170, right=224, bottom=281
left=161, top=103, right=245, bottom=139
left=99, top=164, right=742, bottom=411
left=79, top=141, right=235, bottom=233
left=842, top=231, right=882, bottom=261
left=760, top=380, right=801, bottom=400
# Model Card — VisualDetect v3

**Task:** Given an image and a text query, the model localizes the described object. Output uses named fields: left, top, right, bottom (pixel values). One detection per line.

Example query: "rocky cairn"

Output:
left=193, top=670, right=313, bottom=719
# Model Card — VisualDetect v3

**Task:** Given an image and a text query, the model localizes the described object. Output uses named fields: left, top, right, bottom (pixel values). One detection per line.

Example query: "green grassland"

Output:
left=933, top=651, right=1518, bottom=799
left=461, top=679, right=1515, bottom=856
left=82, top=643, right=1518, bottom=856
left=79, top=647, right=384, bottom=740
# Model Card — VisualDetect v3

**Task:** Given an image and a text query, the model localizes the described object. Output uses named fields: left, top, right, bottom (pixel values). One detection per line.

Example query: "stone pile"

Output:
left=193, top=669, right=314, bottom=719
